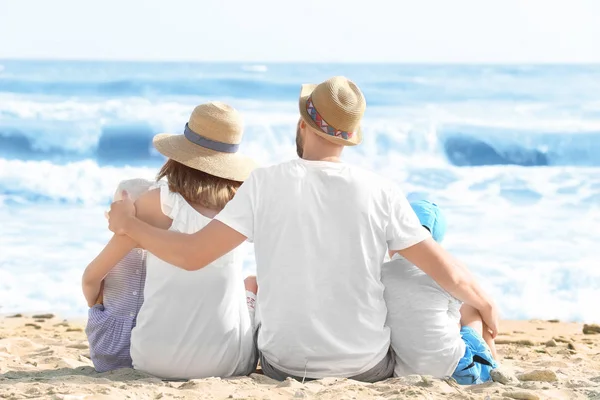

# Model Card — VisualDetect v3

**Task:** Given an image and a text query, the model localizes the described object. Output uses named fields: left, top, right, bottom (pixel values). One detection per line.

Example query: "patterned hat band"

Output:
left=305, top=96, right=355, bottom=140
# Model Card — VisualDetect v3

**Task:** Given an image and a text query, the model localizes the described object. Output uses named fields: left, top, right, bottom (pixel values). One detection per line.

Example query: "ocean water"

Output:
left=0, top=61, right=599, bottom=322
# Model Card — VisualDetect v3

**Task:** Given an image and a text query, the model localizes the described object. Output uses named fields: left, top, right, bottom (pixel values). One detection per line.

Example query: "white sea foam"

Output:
left=1, top=156, right=599, bottom=320
left=1, top=63, right=599, bottom=321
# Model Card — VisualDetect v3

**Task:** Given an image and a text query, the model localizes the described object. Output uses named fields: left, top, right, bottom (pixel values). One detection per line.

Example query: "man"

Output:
left=108, top=76, right=499, bottom=382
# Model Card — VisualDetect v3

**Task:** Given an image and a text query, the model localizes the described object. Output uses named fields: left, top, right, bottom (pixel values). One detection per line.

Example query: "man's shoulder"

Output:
left=345, top=164, right=399, bottom=192
left=249, top=159, right=299, bottom=180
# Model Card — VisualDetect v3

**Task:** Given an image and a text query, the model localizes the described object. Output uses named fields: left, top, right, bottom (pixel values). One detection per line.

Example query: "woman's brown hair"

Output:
left=157, top=159, right=241, bottom=210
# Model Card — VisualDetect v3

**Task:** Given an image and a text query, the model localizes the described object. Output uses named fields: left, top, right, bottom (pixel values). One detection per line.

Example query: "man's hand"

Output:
left=479, top=301, right=500, bottom=338
left=108, top=190, right=136, bottom=235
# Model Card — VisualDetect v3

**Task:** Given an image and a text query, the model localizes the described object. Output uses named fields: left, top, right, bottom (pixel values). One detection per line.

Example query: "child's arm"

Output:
left=82, top=234, right=137, bottom=307
left=82, top=188, right=171, bottom=307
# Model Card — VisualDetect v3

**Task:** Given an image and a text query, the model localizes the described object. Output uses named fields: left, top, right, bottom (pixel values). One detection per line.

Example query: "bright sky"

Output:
left=0, top=0, right=599, bottom=63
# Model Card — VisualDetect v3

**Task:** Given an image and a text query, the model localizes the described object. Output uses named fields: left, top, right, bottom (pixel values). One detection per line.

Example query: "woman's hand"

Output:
left=108, top=191, right=136, bottom=235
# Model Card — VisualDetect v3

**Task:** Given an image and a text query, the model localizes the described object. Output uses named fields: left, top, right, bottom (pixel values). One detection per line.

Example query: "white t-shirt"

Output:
left=215, top=159, right=429, bottom=378
left=381, top=254, right=465, bottom=378
left=130, top=184, right=255, bottom=379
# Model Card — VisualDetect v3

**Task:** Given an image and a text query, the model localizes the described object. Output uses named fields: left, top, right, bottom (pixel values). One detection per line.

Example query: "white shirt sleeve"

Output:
left=386, top=187, right=431, bottom=251
left=214, top=171, right=257, bottom=242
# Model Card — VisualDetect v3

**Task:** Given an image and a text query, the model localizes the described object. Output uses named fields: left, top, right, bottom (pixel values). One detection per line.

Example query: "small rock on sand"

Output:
left=491, top=369, right=518, bottom=385
left=504, top=390, right=540, bottom=400
left=249, top=374, right=279, bottom=385
left=583, top=324, right=600, bottom=335
left=566, top=378, right=599, bottom=388
left=7, top=314, right=23, bottom=318
left=32, top=314, right=55, bottom=319
left=66, top=342, right=89, bottom=350
left=567, top=342, right=585, bottom=352
left=496, top=339, right=536, bottom=346
left=556, top=349, right=576, bottom=355
left=517, top=369, right=558, bottom=382
left=545, top=339, right=557, bottom=347
left=24, top=323, right=41, bottom=330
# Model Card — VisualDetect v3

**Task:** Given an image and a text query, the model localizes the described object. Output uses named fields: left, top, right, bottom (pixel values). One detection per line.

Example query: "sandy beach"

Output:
left=0, top=315, right=599, bottom=399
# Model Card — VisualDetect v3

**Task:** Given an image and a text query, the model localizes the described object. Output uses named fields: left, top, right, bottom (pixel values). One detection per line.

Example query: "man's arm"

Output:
left=124, top=217, right=246, bottom=271
left=108, top=191, right=247, bottom=271
left=393, top=238, right=499, bottom=337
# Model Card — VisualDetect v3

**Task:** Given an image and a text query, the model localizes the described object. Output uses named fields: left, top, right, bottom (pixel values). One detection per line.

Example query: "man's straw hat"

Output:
left=298, top=76, right=366, bottom=146
left=153, top=102, right=257, bottom=182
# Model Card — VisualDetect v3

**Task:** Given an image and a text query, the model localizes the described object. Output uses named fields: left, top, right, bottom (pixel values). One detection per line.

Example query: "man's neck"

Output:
left=301, top=153, right=342, bottom=163
left=301, top=143, right=343, bottom=163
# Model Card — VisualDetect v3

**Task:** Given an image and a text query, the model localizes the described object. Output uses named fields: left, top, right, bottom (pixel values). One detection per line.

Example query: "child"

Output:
left=83, top=179, right=153, bottom=372
left=82, top=101, right=258, bottom=379
left=381, top=199, right=498, bottom=385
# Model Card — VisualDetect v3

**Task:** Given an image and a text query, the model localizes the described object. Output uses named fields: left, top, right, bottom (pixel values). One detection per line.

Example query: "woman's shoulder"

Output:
left=135, top=187, right=173, bottom=230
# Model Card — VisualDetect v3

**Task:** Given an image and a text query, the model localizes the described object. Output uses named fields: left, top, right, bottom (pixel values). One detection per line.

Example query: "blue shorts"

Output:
left=451, top=326, right=498, bottom=385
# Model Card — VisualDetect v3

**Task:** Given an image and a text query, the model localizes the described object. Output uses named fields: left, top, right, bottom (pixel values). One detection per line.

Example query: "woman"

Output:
left=83, top=102, right=258, bottom=378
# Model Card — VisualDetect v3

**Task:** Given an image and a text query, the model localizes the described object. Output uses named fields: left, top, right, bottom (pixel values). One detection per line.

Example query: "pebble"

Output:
left=583, top=324, right=600, bottom=335
left=567, top=342, right=584, bottom=352
left=495, top=339, right=536, bottom=346
left=545, top=339, right=557, bottom=347
left=32, top=314, right=55, bottom=319
left=556, top=349, right=575, bottom=355
left=503, top=390, right=540, bottom=400
left=250, top=374, right=279, bottom=385
left=517, top=369, right=558, bottom=382
left=491, top=369, right=518, bottom=385
left=566, top=378, right=598, bottom=388
left=24, top=323, right=41, bottom=330
left=66, top=342, right=89, bottom=350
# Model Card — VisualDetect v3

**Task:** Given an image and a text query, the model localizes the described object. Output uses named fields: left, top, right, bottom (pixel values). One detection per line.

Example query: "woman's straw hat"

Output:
left=298, top=76, right=365, bottom=146
left=153, top=102, right=257, bottom=182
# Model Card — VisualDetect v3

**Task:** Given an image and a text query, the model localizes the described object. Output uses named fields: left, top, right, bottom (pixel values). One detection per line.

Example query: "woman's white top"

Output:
left=130, top=184, right=255, bottom=379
